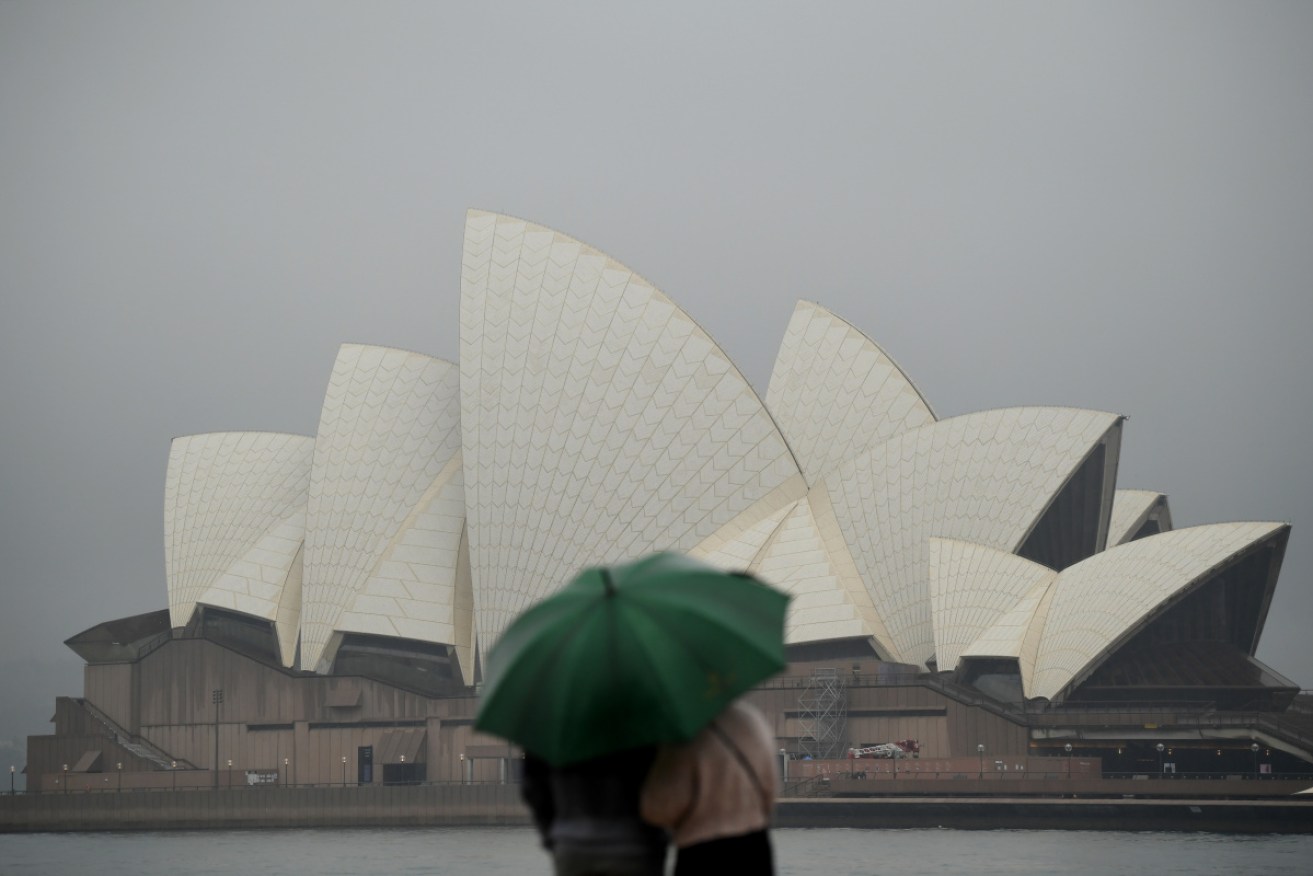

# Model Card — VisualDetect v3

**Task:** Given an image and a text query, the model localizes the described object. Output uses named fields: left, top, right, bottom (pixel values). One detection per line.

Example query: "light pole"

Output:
left=976, top=744, right=985, bottom=780
left=1156, top=743, right=1165, bottom=777
left=62, top=764, right=68, bottom=795
left=460, top=753, right=466, bottom=785
left=283, top=757, right=289, bottom=789
left=226, top=759, right=233, bottom=789
left=171, top=760, right=177, bottom=790
left=1064, top=743, right=1073, bottom=779
left=117, top=762, right=122, bottom=792
left=212, top=689, right=224, bottom=791
left=779, top=749, right=787, bottom=784
left=1251, top=743, right=1260, bottom=779
left=341, top=755, right=347, bottom=787
left=9, top=765, right=14, bottom=795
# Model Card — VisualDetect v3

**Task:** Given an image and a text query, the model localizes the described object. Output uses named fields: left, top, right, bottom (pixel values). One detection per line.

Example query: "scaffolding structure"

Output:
left=798, top=667, right=848, bottom=759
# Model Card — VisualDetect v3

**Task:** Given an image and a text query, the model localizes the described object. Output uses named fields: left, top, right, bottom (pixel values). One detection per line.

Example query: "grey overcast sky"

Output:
left=2, top=1, right=1311, bottom=764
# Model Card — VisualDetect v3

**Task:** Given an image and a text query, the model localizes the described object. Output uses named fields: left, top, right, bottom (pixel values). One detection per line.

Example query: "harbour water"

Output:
left=2, top=827, right=1310, bottom=875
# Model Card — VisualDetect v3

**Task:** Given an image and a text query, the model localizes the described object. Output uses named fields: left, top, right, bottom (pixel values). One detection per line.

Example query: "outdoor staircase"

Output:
left=76, top=698, right=194, bottom=770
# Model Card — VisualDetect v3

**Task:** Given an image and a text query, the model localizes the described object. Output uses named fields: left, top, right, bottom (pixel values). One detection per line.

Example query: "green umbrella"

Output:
left=474, top=552, right=789, bottom=766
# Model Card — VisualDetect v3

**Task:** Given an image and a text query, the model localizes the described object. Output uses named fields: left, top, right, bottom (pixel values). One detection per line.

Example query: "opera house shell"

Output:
left=30, top=211, right=1307, bottom=792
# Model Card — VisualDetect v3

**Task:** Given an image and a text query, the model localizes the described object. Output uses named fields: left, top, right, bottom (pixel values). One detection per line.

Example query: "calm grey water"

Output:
left=1, top=827, right=1310, bottom=875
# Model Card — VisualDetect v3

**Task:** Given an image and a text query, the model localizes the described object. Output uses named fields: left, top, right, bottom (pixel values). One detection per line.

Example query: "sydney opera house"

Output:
left=27, top=211, right=1309, bottom=792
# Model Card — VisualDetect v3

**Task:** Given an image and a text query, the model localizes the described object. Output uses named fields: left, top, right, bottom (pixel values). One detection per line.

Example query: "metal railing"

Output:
left=76, top=699, right=195, bottom=770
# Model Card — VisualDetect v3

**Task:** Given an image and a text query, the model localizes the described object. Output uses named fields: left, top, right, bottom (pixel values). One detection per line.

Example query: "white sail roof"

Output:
left=928, top=537, right=1056, bottom=671
left=301, top=344, right=468, bottom=675
left=822, top=406, right=1123, bottom=667
left=459, top=210, right=806, bottom=657
left=693, top=489, right=896, bottom=650
left=1108, top=489, right=1173, bottom=546
left=766, top=300, right=936, bottom=485
left=163, top=431, right=314, bottom=667
left=1030, top=521, right=1288, bottom=701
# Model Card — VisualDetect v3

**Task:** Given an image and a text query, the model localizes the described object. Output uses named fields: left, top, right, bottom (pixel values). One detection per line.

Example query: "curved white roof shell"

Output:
left=1108, top=489, right=1173, bottom=546
left=1030, top=521, right=1288, bottom=701
left=766, top=300, right=936, bottom=485
left=690, top=500, right=795, bottom=571
left=960, top=576, right=1054, bottom=686
left=459, top=210, right=806, bottom=656
left=823, top=406, right=1123, bottom=667
left=163, top=431, right=314, bottom=667
left=301, top=344, right=468, bottom=675
left=928, top=537, right=1056, bottom=672
left=148, top=211, right=1297, bottom=710
left=754, top=489, right=894, bottom=647
left=692, top=489, right=894, bottom=650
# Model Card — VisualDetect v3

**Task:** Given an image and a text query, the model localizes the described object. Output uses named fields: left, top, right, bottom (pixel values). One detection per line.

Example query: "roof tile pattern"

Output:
left=301, top=345, right=464, bottom=672
left=960, top=576, right=1054, bottom=687
left=1031, top=521, right=1287, bottom=700
left=460, top=210, right=805, bottom=656
left=1108, top=489, right=1172, bottom=546
left=767, top=300, right=936, bottom=484
left=156, top=212, right=1293, bottom=709
left=690, top=501, right=795, bottom=571
left=163, top=432, right=314, bottom=667
left=754, top=491, right=892, bottom=646
left=823, top=407, right=1121, bottom=667
left=928, top=537, right=1056, bottom=671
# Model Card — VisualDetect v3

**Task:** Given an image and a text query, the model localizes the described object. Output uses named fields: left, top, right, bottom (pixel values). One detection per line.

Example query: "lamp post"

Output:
left=171, top=760, right=177, bottom=791
left=779, top=749, right=787, bottom=784
left=226, top=759, right=232, bottom=790
left=460, top=753, right=466, bottom=785
left=1251, top=743, right=1260, bottom=779
left=341, top=755, right=347, bottom=787
left=9, top=765, right=14, bottom=795
left=62, top=764, right=68, bottom=795
left=117, top=762, right=122, bottom=792
left=283, top=757, right=289, bottom=789
left=976, top=744, right=985, bottom=780
left=212, top=689, right=224, bottom=791
left=1064, top=743, right=1073, bottom=779
left=1156, top=743, right=1165, bottom=777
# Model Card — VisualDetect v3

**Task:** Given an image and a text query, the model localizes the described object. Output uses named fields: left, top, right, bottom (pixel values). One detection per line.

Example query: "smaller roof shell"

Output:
left=163, top=431, right=314, bottom=667
left=928, top=537, right=1056, bottom=671
left=1030, top=521, right=1289, bottom=701
left=301, top=344, right=467, bottom=675
left=766, top=300, right=936, bottom=485
left=1108, top=489, right=1173, bottom=546
left=822, top=406, right=1123, bottom=667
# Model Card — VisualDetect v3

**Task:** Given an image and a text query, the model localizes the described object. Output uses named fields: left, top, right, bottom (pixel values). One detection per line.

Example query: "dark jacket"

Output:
left=521, top=747, right=667, bottom=856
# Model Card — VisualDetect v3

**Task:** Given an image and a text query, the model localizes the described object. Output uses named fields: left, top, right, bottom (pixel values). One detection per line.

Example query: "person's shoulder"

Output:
left=726, top=700, right=773, bottom=739
left=728, top=699, right=767, bottom=723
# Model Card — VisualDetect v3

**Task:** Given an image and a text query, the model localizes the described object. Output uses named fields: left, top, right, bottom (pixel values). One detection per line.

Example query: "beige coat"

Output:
left=640, top=700, right=779, bottom=848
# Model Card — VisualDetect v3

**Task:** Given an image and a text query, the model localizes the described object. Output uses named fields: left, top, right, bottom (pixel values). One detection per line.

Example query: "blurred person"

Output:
left=521, top=745, right=668, bottom=876
left=641, top=699, right=778, bottom=875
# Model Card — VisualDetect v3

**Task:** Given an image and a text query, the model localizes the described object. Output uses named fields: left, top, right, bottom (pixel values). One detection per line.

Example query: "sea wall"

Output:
left=3, top=783, right=1310, bottom=834
left=775, top=797, right=1313, bottom=833
left=0, top=784, right=531, bottom=832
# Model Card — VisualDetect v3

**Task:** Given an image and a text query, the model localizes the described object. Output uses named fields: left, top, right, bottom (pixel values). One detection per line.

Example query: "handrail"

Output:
left=76, top=699, right=194, bottom=770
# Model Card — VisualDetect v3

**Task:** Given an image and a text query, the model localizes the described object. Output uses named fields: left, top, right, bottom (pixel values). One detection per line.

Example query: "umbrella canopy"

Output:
left=474, top=552, right=789, bottom=766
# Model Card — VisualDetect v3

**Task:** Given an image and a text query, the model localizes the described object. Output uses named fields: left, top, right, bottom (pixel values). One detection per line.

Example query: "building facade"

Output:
left=26, top=211, right=1309, bottom=792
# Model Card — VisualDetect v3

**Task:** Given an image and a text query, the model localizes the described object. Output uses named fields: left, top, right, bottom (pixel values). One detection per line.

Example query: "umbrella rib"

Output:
left=618, top=606, right=696, bottom=737
left=496, top=601, right=605, bottom=732
left=627, top=604, right=764, bottom=737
